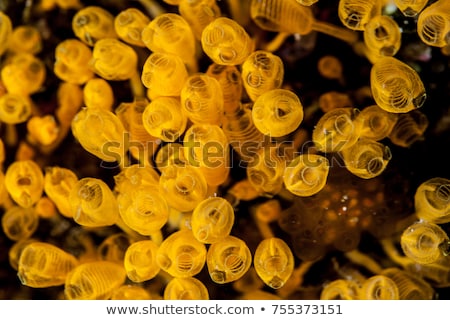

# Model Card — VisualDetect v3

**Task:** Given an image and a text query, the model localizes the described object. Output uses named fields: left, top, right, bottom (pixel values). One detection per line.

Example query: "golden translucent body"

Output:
left=252, top=89, right=304, bottom=137
left=8, top=25, right=42, bottom=55
left=253, top=237, right=294, bottom=289
left=206, top=235, right=252, bottom=284
left=360, top=275, right=399, bottom=300
left=341, top=139, right=392, bottom=179
left=0, top=93, right=32, bottom=124
left=241, top=50, right=284, bottom=102
left=111, top=285, right=151, bottom=300
left=370, top=56, right=426, bottom=113
left=179, top=0, right=222, bottom=40
left=415, top=177, right=450, bottom=224
left=201, top=17, right=254, bottom=66
left=417, top=0, right=450, bottom=47
left=180, top=73, right=224, bottom=126
left=83, top=78, right=114, bottom=111
left=124, top=240, right=160, bottom=282
left=388, top=110, right=428, bottom=147
left=164, top=277, right=209, bottom=300
left=65, top=261, right=127, bottom=300
left=54, top=39, right=94, bottom=84
left=117, top=185, right=169, bottom=236
left=156, top=229, right=207, bottom=278
left=394, top=0, right=428, bottom=17
left=90, top=38, right=138, bottom=81
left=69, top=177, right=119, bottom=227
left=143, top=97, right=187, bottom=142
left=246, top=146, right=286, bottom=196
left=1, top=206, right=39, bottom=241
left=401, top=221, right=450, bottom=265
left=191, top=197, right=235, bottom=243
left=141, top=52, right=188, bottom=98
left=17, top=242, right=78, bottom=288
left=183, top=124, right=230, bottom=186
left=141, top=13, right=196, bottom=67
left=8, top=238, right=37, bottom=271
left=113, top=164, right=160, bottom=194
left=115, top=99, right=158, bottom=165
left=382, top=267, right=434, bottom=299
left=114, top=8, right=150, bottom=47
left=364, top=15, right=401, bottom=59
left=1, top=53, right=46, bottom=96
left=5, top=160, right=44, bottom=208
left=0, top=11, right=12, bottom=56
left=27, top=115, right=60, bottom=146
left=283, top=153, right=330, bottom=197
left=71, top=107, right=127, bottom=163
left=222, top=103, right=265, bottom=164
left=356, top=105, right=398, bottom=141
left=72, top=6, right=117, bottom=46
left=95, top=234, right=129, bottom=263
left=338, top=0, right=381, bottom=31
left=159, top=164, right=208, bottom=212
left=320, top=279, right=359, bottom=300
left=44, top=166, right=78, bottom=218
left=251, top=0, right=358, bottom=43
left=206, top=63, right=243, bottom=114
left=312, top=108, right=361, bottom=152
left=255, top=199, right=281, bottom=223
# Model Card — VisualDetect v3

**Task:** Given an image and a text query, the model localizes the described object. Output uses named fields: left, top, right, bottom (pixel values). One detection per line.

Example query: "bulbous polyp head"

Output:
left=207, top=235, right=252, bottom=284
left=72, top=6, right=117, bottom=46
left=1, top=206, right=39, bottom=241
left=124, top=240, right=160, bottom=282
left=414, top=177, right=450, bottom=224
left=401, top=221, right=450, bottom=265
left=241, top=50, right=284, bottom=102
left=117, top=186, right=169, bottom=236
left=5, top=160, right=44, bottom=208
left=201, top=17, right=254, bottom=66
left=180, top=73, right=224, bottom=126
left=320, top=279, right=360, bottom=300
left=156, top=229, right=206, bottom=278
left=159, top=164, right=208, bottom=212
left=283, top=153, right=330, bottom=197
left=312, top=107, right=361, bottom=153
left=360, top=275, right=399, bottom=300
left=252, top=89, right=303, bottom=137
left=356, top=105, right=398, bottom=141
left=141, top=13, right=196, bottom=61
left=17, top=242, right=78, bottom=288
left=191, top=197, right=235, bottom=244
left=341, top=139, right=392, bottom=179
left=164, top=277, right=209, bottom=300
left=141, top=52, right=188, bottom=98
left=417, top=0, right=450, bottom=47
left=338, top=0, right=381, bottom=31
left=253, top=237, right=294, bottom=289
left=364, top=15, right=401, bottom=58
left=90, top=38, right=137, bottom=81
left=394, top=0, right=428, bottom=17
left=142, top=97, right=187, bottom=142
left=370, top=57, right=426, bottom=113
left=0, top=93, right=32, bottom=124
left=64, top=261, right=126, bottom=300
left=114, top=8, right=150, bottom=47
